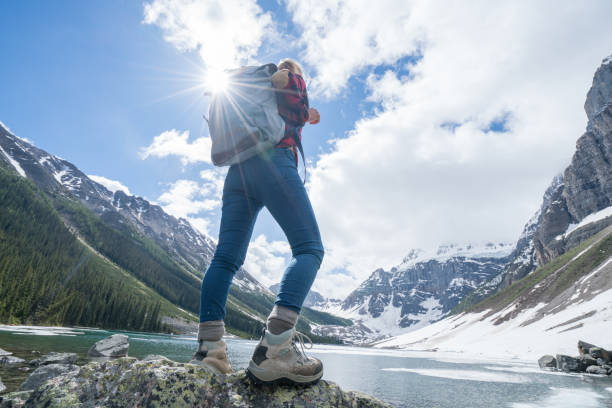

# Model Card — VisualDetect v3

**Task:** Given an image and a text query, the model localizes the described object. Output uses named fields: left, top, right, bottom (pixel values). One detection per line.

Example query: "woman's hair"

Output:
left=278, top=58, right=303, bottom=77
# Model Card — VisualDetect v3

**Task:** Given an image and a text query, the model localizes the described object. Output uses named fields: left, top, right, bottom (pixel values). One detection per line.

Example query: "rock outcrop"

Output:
left=87, top=334, right=129, bottom=358
left=461, top=55, right=612, bottom=304
left=0, top=358, right=392, bottom=408
left=528, top=56, right=612, bottom=267
left=29, top=352, right=78, bottom=367
left=19, top=364, right=79, bottom=392
left=0, top=356, right=25, bottom=367
left=538, top=340, right=612, bottom=376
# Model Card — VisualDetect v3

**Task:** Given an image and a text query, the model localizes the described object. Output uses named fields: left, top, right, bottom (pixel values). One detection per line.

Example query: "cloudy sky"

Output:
left=2, top=1, right=612, bottom=298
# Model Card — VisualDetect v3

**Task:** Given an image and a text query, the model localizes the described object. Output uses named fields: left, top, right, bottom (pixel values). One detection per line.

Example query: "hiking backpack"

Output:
left=208, top=63, right=286, bottom=166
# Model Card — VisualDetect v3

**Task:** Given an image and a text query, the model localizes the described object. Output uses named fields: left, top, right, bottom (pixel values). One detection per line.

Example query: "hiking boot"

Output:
left=189, top=339, right=233, bottom=375
left=247, top=329, right=323, bottom=385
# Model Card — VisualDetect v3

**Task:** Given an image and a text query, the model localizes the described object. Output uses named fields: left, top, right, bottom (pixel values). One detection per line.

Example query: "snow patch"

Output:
left=0, top=325, right=87, bottom=336
left=0, top=144, right=26, bottom=177
left=381, top=368, right=529, bottom=383
left=374, top=287, right=612, bottom=361
left=0, top=120, right=12, bottom=134
left=563, top=205, right=612, bottom=238
left=399, top=242, right=514, bottom=269
left=511, top=387, right=608, bottom=408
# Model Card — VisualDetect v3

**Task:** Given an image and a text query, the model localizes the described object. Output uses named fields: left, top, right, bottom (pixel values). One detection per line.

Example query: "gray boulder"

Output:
left=0, top=377, right=5, bottom=393
left=586, top=365, right=609, bottom=375
left=580, top=354, right=598, bottom=367
left=88, top=334, right=129, bottom=358
left=29, top=352, right=78, bottom=367
left=538, top=355, right=557, bottom=369
left=0, top=355, right=25, bottom=367
left=589, top=347, right=610, bottom=362
left=578, top=340, right=597, bottom=355
left=9, top=358, right=392, bottom=407
left=556, top=354, right=585, bottom=372
left=19, top=364, right=79, bottom=391
left=0, top=348, right=12, bottom=356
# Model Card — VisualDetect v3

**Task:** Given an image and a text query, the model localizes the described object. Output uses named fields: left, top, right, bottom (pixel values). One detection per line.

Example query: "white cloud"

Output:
left=187, top=216, right=213, bottom=237
left=143, top=0, right=274, bottom=70
left=154, top=168, right=226, bottom=235
left=89, top=175, right=132, bottom=195
left=295, top=1, right=612, bottom=295
left=243, top=234, right=291, bottom=289
left=140, top=129, right=212, bottom=165
left=158, top=179, right=218, bottom=216
left=286, top=0, right=419, bottom=97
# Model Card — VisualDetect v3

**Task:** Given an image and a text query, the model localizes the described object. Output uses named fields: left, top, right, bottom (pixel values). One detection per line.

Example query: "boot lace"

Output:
left=292, top=331, right=313, bottom=363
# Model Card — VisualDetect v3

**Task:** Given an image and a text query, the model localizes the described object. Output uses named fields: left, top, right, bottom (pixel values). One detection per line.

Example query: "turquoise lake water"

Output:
left=0, top=326, right=611, bottom=407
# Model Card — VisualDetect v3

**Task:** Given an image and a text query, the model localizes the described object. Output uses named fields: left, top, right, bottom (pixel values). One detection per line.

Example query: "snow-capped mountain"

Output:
left=316, top=242, right=513, bottom=341
left=0, top=123, right=269, bottom=295
left=373, top=224, right=612, bottom=360
left=375, top=55, right=612, bottom=356
left=463, top=55, right=612, bottom=306
left=268, top=284, right=341, bottom=309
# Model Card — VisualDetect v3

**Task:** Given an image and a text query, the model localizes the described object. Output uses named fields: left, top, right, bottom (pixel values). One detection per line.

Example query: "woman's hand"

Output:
left=308, top=108, right=320, bottom=125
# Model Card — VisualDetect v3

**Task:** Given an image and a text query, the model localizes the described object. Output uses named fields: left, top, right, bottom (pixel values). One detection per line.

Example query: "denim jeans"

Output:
left=199, top=147, right=324, bottom=322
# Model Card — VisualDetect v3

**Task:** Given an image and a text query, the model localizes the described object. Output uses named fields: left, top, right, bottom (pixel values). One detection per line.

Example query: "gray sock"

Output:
left=267, top=305, right=299, bottom=335
left=198, top=320, right=225, bottom=341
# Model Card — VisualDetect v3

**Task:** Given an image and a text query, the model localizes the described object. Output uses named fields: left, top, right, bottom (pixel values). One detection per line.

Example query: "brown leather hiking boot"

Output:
left=189, top=339, right=233, bottom=375
left=247, top=329, right=323, bottom=385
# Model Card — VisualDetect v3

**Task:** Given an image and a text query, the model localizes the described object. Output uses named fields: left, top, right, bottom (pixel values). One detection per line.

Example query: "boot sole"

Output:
left=246, top=360, right=323, bottom=386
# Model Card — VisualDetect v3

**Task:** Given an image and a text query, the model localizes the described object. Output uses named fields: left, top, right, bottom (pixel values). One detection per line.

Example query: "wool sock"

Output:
left=198, top=320, right=225, bottom=342
left=267, top=305, right=299, bottom=335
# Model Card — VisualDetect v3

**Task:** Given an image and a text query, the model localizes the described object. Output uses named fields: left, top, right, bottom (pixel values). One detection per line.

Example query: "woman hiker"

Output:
left=190, top=59, right=325, bottom=385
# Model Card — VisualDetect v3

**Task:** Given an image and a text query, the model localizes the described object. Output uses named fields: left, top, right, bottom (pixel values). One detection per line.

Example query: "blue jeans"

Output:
left=199, top=147, right=324, bottom=322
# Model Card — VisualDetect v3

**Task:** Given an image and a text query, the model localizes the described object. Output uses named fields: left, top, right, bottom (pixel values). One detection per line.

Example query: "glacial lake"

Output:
left=0, top=326, right=611, bottom=407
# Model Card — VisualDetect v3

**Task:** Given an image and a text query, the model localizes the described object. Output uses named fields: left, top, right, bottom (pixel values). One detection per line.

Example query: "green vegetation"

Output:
left=54, top=197, right=202, bottom=313
left=0, top=167, right=165, bottom=331
left=457, top=228, right=612, bottom=316
left=0, top=160, right=350, bottom=342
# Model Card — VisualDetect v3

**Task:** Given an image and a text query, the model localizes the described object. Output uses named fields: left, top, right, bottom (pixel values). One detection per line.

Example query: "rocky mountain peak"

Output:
left=585, top=55, right=612, bottom=121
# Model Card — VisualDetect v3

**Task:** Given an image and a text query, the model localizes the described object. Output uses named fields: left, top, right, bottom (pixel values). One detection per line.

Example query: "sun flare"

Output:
left=205, top=69, right=229, bottom=94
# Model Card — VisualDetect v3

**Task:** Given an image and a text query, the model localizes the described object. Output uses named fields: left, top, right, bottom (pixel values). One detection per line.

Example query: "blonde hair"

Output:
left=278, top=58, right=304, bottom=77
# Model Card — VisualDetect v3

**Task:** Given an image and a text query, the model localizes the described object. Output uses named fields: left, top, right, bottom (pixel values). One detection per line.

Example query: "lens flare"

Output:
left=205, top=69, right=229, bottom=94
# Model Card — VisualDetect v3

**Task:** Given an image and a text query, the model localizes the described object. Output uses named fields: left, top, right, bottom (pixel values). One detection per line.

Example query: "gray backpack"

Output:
left=208, top=64, right=285, bottom=166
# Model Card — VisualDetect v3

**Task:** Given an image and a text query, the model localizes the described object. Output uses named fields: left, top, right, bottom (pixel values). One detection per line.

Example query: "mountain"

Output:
left=315, top=243, right=513, bottom=342
left=268, top=283, right=341, bottom=309
left=374, top=224, right=612, bottom=359
left=0, top=123, right=347, bottom=341
left=457, top=55, right=612, bottom=310
left=0, top=163, right=175, bottom=331
left=375, top=55, right=612, bottom=357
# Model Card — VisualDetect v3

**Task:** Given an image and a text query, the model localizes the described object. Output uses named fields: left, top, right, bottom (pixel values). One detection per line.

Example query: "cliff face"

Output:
left=480, top=56, right=612, bottom=295
left=534, top=56, right=612, bottom=265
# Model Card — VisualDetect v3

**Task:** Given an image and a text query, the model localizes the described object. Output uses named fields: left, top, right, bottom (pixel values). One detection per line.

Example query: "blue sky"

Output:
left=2, top=1, right=612, bottom=297
left=0, top=0, right=367, bottom=242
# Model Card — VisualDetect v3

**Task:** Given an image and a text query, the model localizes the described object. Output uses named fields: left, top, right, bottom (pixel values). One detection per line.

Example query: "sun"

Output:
left=204, top=68, right=229, bottom=94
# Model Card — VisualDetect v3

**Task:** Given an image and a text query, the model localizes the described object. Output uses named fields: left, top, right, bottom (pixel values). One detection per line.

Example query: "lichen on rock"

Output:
left=1, top=358, right=393, bottom=407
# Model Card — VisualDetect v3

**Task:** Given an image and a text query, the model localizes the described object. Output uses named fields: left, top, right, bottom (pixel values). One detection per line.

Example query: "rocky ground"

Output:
left=0, top=335, right=392, bottom=408
left=538, top=340, right=612, bottom=376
